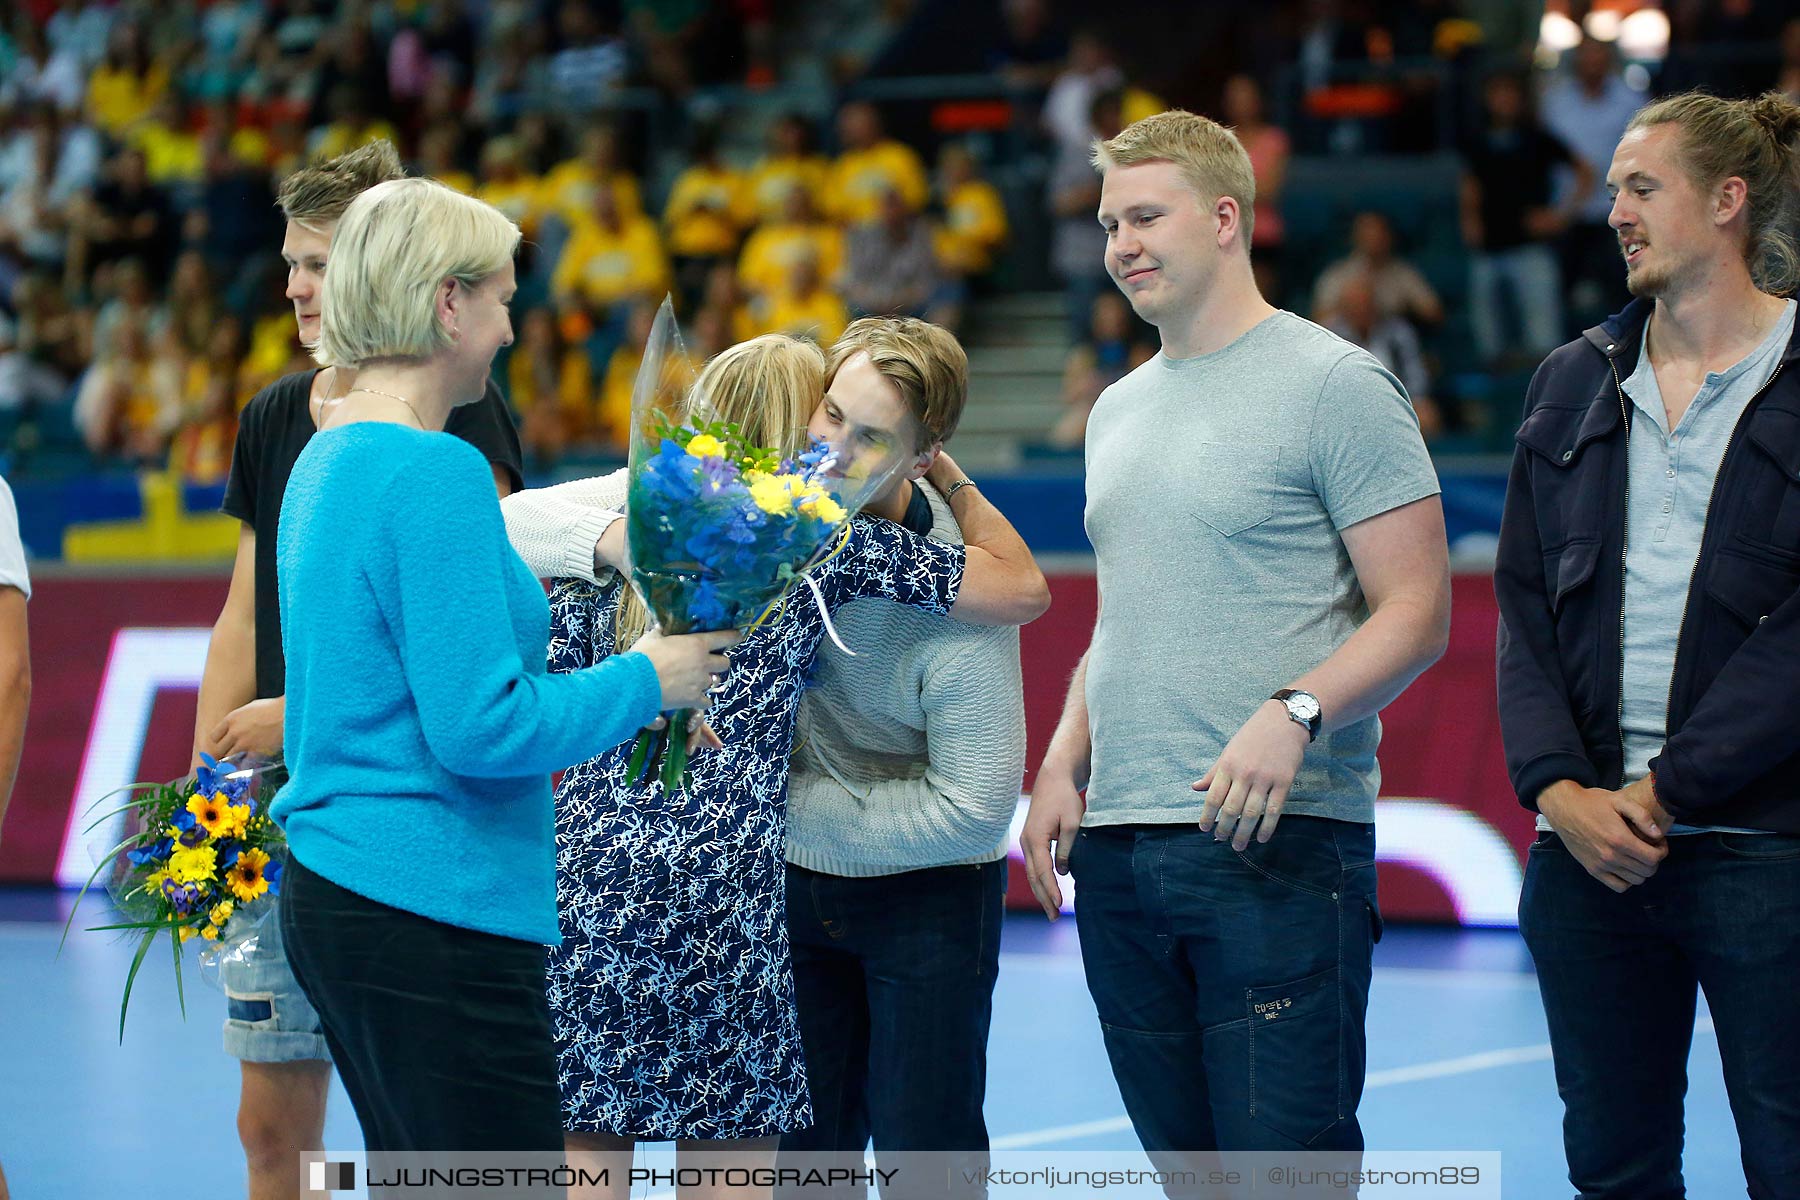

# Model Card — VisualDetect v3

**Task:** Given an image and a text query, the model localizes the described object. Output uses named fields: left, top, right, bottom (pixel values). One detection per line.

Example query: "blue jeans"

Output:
left=1070, top=819, right=1381, bottom=1171
left=779, top=859, right=1006, bottom=1197
left=1520, top=830, right=1800, bottom=1200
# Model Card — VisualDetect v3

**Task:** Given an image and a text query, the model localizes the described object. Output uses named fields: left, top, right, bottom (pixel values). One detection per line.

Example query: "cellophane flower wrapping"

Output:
left=622, top=298, right=907, bottom=789
left=68, top=753, right=285, bottom=1040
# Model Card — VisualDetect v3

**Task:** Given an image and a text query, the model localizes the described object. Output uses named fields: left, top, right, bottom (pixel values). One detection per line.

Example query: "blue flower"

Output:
left=195, top=753, right=222, bottom=797
left=262, top=858, right=283, bottom=898
left=126, top=837, right=172, bottom=867
left=216, top=841, right=242, bottom=871
left=687, top=579, right=731, bottom=629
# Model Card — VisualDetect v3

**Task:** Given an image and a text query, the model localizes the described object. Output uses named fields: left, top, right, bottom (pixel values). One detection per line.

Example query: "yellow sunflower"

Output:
left=187, top=792, right=231, bottom=838
left=227, top=848, right=273, bottom=903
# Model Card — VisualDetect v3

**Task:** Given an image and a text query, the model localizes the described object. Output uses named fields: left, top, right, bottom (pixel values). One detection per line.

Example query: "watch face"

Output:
left=1289, top=693, right=1322, bottom=722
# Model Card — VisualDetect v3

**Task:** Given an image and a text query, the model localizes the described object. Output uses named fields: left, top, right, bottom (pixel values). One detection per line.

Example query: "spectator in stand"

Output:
left=1311, top=210, right=1443, bottom=330
left=930, top=143, right=1009, bottom=332
left=73, top=312, right=178, bottom=463
left=306, top=83, right=399, bottom=162
left=989, top=0, right=1069, bottom=90
left=1048, top=87, right=1124, bottom=340
left=165, top=249, right=223, bottom=357
left=739, top=183, right=843, bottom=303
left=932, top=143, right=1008, bottom=280
left=1460, top=70, right=1590, bottom=366
left=1042, top=29, right=1122, bottom=156
left=476, top=137, right=546, bottom=238
left=699, top=259, right=756, bottom=344
left=1541, top=35, right=1644, bottom=329
left=748, top=114, right=828, bottom=226
left=89, top=256, right=164, bottom=359
left=0, top=271, right=87, bottom=414
left=551, top=182, right=668, bottom=363
left=662, top=123, right=750, bottom=310
left=47, top=1, right=115, bottom=74
left=758, top=246, right=849, bottom=346
left=66, top=145, right=178, bottom=284
left=130, top=93, right=204, bottom=186
left=416, top=122, right=475, bottom=195
left=593, top=301, right=658, bottom=450
left=827, top=101, right=929, bottom=225
left=0, top=106, right=93, bottom=276
left=1222, top=74, right=1290, bottom=302
left=1325, top=274, right=1443, bottom=439
left=168, top=315, right=246, bottom=486
left=184, top=133, right=282, bottom=302
left=543, top=122, right=643, bottom=230
left=546, top=0, right=629, bottom=110
left=513, top=305, right=595, bottom=467
left=1, top=19, right=87, bottom=113
left=1049, top=291, right=1154, bottom=450
left=469, top=26, right=533, bottom=128
left=85, top=21, right=168, bottom=138
left=843, top=186, right=940, bottom=320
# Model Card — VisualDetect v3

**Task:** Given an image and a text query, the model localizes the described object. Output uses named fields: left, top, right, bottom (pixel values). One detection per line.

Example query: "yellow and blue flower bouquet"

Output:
left=63, top=753, right=284, bottom=1040
left=622, top=300, right=901, bottom=790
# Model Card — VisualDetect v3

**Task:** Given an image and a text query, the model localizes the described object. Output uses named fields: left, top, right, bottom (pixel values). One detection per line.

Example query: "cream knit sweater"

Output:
left=501, top=472, right=1024, bottom=876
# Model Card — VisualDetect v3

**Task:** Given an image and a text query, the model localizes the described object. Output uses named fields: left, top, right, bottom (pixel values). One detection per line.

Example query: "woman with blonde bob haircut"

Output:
left=272, top=177, right=736, bottom=1154
left=522, top=328, right=1040, bottom=1197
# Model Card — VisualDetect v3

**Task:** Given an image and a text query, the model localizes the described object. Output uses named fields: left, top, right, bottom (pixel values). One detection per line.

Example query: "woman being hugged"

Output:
left=540, top=329, right=1047, bottom=1196
left=272, top=177, right=734, bottom=1154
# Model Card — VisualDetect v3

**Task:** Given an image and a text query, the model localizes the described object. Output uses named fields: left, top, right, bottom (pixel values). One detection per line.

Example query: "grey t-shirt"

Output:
left=1082, top=311, right=1441, bottom=825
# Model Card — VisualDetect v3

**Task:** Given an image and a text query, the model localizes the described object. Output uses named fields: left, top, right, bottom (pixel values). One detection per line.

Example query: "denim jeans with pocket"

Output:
left=1520, top=829, right=1800, bottom=1200
left=1069, top=818, right=1381, bottom=1179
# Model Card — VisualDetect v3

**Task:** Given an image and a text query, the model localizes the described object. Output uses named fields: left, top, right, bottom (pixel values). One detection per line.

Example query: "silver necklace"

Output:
left=347, top=386, right=426, bottom=429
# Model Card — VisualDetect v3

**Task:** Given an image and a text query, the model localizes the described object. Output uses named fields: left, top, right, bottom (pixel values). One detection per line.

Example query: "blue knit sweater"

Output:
left=273, top=422, right=661, bottom=944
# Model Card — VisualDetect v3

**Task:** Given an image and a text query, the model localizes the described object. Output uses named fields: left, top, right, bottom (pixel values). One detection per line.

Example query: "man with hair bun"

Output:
left=1024, top=107, right=1450, bottom=1162
left=189, top=141, right=523, bottom=1199
left=1497, top=90, right=1800, bottom=1198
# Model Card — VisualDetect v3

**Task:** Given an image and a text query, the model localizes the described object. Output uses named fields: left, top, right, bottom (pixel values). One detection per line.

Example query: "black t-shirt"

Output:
left=221, top=369, right=525, bottom=699
left=901, top=479, right=933, bottom=534
left=1466, top=124, right=1575, bottom=251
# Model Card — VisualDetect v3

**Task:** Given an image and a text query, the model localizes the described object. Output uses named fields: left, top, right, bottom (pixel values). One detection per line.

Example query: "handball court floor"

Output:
left=0, top=888, right=1748, bottom=1198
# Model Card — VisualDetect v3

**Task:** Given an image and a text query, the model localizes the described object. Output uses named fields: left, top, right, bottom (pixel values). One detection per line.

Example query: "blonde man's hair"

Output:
left=276, top=140, right=405, bottom=232
left=615, top=334, right=828, bottom=649
left=1090, top=108, right=1258, bottom=245
left=312, top=178, right=521, bottom=367
left=826, top=317, right=967, bottom=450
left=1628, top=90, right=1800, bottom=297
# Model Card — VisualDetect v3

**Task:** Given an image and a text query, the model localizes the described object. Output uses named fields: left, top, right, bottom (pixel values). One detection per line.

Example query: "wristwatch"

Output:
left=1271, top=689, right=1322, bottom=742
left=944, top=478, right=977, bottom=502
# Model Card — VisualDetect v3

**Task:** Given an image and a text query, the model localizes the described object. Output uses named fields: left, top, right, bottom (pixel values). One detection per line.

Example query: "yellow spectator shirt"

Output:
left=663, top=164, right=751, bottom=258
left=737, top=221, right=845, bottom=296
left=933, top=180, right=1008, bottom=275
left=746, top=154, right=830, bottom=224
left=826, top=141, right=929, bottom=223
left=552, top=216, right=671, bottom=310
left=542, top=160, right=645, bottom=226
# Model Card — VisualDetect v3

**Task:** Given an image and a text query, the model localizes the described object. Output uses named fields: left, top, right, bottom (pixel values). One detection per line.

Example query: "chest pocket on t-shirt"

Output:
left=1191, top=442, right=1283, bottom=537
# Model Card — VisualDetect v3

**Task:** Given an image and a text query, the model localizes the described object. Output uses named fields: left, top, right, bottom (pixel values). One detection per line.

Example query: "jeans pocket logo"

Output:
left=1254, top=996, right=1294, bottom=1020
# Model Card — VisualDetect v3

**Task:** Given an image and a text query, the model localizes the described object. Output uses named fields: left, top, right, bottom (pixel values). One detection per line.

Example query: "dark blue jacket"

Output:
left=1495, top=298, right=1800, bottom=833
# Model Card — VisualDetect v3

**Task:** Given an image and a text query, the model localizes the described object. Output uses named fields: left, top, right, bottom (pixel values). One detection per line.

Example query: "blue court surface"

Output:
left=1, top=889, right=1746, bottom=1198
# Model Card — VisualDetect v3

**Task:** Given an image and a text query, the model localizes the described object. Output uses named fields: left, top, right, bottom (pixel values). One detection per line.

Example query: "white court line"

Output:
left=991, top=1018, right=1718, bottom=1150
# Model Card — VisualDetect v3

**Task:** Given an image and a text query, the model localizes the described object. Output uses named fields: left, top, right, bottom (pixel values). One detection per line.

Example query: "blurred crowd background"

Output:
left=1, top=0, right=1797, bottom=490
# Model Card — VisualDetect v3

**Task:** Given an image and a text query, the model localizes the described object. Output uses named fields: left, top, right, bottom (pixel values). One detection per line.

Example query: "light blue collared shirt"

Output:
left=1622, top=300, right=1795, bottom=833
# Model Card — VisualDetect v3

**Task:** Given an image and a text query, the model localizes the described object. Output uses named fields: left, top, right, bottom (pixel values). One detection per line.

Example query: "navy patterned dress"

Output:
left=543, top=515, right=965, bottom=1138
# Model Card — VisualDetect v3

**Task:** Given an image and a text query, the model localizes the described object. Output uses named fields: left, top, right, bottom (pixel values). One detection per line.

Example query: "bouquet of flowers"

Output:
left=63, top=753, right=284, bottom=1040
left=623, top=300, right=902, bottom=790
